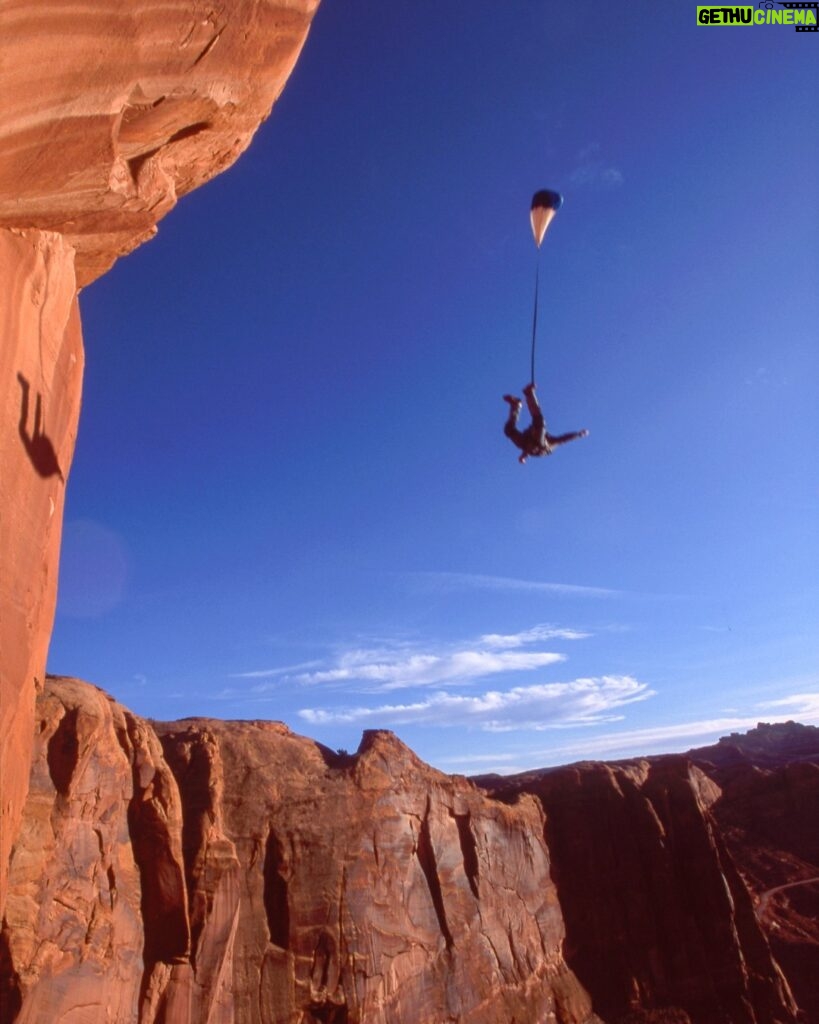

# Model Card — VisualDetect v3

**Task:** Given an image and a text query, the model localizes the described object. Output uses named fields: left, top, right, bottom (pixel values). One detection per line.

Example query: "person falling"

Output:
left=503, top=382, right=588, bottom=465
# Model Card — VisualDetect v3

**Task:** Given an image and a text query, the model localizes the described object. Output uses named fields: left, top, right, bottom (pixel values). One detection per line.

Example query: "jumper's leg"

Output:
left=546, top=429, right=589, bottom=449
left=503, top=395, right=526, bottom=447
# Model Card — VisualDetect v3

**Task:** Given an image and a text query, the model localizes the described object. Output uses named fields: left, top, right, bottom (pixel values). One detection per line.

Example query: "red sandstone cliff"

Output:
left=0, top=0, right=319, bottom=920
left=2, top=676, right=599, bottom=1024
left=0, top=230, right=84, bottom=921
left=2, top=10, right=816, bottom=1023
left=4, top=679, right=815, bottom=1022
left=0, top=0, right=319, bottom=287
left=477, top=758, right=801, bottom=1024
left=693, top=729, right=819, bottom=1023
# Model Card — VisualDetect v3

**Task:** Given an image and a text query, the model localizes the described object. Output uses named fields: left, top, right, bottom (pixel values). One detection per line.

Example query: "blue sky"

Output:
left=49, top=1, right=818, bottom=773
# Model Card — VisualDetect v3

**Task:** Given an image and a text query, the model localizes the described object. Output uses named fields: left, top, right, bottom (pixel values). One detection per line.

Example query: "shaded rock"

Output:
left=708, top=760, right=819, bottom=1022
left=478, top=757, right=798, bottom=1024
left=7, top=679, right=815, bottom=1023
left=689, top=722, right=819, bottom=771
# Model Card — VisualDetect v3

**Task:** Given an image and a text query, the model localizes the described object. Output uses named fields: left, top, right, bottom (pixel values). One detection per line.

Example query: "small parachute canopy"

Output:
left=530, top=189, right=563, bottom=247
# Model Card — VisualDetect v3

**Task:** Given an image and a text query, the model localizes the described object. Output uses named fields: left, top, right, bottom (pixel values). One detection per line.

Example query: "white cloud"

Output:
left=298, top=674, right=653, bottom=730
left=435, top=692, right=819, bottom=773
left=409, top=571, right=620, bottom=598
left=234, top=622, right=595, bottom=696
left=479, top=624, right=590, bottom=648
left=231, top=659, right=324, bottom=680
left=553, top=717, right=766, bottom=756
left=436, top=751, right=521, bottom=767
left=545, top=700, right=819, bottom=759
left=757, top=692, right=819, bottom=717
left=290, top=648, right=567, bottom=691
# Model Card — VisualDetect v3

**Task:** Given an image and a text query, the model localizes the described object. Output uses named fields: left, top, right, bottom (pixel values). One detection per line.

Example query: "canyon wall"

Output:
left=2, top=9, right=815, bottom=1023
left=0, top=230, right=83, bottom=917
left=0, top=0, right=319, bottom=920
left=6, top=679, right=814, bottom=1023
left=698, top=734, right=819, bottom=1023
left=2, top=676, right=599, bottom=1024
left=478, top=759, right=800, bottom=1024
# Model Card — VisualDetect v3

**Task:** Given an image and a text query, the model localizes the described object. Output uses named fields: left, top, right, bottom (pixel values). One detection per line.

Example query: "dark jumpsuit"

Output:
left=504, top=386, right=586, bottom=461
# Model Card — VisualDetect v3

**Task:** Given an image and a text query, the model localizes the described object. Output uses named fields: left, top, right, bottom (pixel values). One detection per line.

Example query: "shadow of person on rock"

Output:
left=16, top=373, right=64, bottom=482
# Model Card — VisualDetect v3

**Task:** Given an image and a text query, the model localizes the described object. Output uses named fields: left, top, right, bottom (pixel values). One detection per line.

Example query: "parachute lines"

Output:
left=530, top=259, right=540, bottom=386
left=528, top=189, right=562, bottom=384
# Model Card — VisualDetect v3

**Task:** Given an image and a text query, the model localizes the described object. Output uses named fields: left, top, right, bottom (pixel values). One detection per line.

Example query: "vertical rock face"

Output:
left=1, top=676, right=185, bottom=1024
left=706, top=759, right=819, bottom=1022
left=6, top=679, right=814, bottom=1023
left=4, top=677, right=598, bottom=1024
left=0, top=230, right=83, bottom=917
left=479, top=759, right=798, bottom=1024
left=0, top=0, right=320, bottom=922
left=153, top=719, right=597, bottom=1024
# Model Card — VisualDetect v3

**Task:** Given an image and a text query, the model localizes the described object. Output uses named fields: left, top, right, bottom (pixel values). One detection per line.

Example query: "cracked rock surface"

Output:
left=2, top=677, right=598, bottom=1024
left=478, top=759, right=801, bottom=1024
left=5, top=679, right=812, bottom=1023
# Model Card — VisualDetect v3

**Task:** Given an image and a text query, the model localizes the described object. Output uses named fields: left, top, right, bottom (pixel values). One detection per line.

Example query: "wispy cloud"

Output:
left=231, top=659, right=324, bottom=680
left=538, top=699, right=819, bottom=759
left=479, top=625, right=589, bottom=648
left=757, top=692, right=819, bottom=718
left=234, top=623, right=590, bottom=695
left=570, top=143, right=623, bottom=189
left=286, top=648, right=567, bottom=692
left=298, top=675, right=653, bottom=731
left=408, top=571, right=620, bottom=598
left=435, top=691, right=819, bottom=772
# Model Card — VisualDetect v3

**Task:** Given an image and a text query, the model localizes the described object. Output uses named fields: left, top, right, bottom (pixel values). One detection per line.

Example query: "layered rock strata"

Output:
left=0, top=0, right=320, bottom=286
left=0, top=0, right=319, bottom=922
left=2, top=676, right=599, bottom=1024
